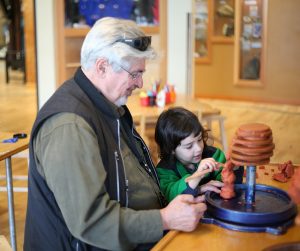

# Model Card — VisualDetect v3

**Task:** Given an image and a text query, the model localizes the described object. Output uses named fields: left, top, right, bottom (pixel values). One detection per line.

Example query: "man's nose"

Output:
left=135, top=78, right=143, bottom=89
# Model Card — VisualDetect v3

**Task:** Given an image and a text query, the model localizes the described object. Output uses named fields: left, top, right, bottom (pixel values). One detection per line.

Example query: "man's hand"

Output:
left=160, top=194, right=207, bottom=232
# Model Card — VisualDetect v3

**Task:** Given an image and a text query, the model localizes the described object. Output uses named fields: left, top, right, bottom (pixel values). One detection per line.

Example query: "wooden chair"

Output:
left=201, top=111, right=228, bottom=153
left=5, top=50, right=26, bottom=84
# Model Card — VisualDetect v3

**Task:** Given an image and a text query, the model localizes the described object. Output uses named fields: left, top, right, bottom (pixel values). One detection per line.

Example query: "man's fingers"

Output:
left=195, top=202, right=207, bottom=212
left=194, top=194, right=205, bottom=203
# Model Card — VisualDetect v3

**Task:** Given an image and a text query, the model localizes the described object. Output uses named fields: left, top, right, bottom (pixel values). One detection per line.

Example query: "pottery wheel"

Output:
left=202, top=184, right=298, bottom=234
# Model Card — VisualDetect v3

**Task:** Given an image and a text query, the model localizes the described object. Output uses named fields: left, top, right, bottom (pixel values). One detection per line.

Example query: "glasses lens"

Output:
left=140, top=36, right=151, bottom=51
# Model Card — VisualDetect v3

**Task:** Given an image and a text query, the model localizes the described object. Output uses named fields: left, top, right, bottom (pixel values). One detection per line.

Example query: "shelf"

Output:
left=64, top=26, right=159, bottom=38
left=211, top=36, right=234, bottom=44
left=212, top=0, right=235, bottom=38
left=193, top=0, right=212, bottom=64
left=195, top=57, right=212, bottom=64
left=64, top=28, right=89, bottom=37
left=66, top=62, right=80, bottom=68
left=233, top=0, right=267, bottom=87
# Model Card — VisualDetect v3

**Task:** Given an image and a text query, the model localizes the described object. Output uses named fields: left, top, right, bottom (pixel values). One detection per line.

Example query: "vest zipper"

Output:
left=116, top=119, right=129, bottom=207
left=132, top=128, right=167, bottom=207
left=114, top=151, right=120, bottom=202
left=132, top=129, right=160, bottom=184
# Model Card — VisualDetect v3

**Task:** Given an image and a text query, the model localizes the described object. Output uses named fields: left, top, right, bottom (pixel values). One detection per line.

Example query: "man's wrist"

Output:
left=159, top=208, right=169, bottom=230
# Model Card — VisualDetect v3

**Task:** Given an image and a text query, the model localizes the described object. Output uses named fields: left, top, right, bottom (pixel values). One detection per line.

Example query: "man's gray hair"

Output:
left=80, top=17, right=156, bottom=71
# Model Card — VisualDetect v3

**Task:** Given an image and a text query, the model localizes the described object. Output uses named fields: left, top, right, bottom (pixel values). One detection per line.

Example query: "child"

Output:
left=155, top=107, right=229, bottom=202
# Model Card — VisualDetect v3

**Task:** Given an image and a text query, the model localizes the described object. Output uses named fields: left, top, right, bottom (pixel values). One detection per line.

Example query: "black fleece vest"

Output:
left=24, top=68, right=160, bottom=251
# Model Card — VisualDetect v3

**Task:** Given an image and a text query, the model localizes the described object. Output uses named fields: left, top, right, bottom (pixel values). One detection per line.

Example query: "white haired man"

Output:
left=24, top=17, right=207, bottom=251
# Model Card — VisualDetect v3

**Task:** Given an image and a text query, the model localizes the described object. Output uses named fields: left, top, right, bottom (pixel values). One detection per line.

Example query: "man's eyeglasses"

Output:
left=116, top=63, right=144, bottom=80
left=115, top=36, right=151, bottom=51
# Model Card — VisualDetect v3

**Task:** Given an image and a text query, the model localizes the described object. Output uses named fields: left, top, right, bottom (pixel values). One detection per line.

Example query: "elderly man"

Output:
left=24, top=17, right=207, bottom=251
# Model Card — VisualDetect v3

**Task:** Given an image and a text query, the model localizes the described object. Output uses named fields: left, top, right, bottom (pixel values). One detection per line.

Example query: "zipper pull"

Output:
left=144, top=163, right=152, bottom=173
left=114, top=151, right=119, bottom=160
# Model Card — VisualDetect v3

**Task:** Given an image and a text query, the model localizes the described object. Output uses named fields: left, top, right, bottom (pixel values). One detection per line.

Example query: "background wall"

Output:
left=36, top=0, right=300, bottom=107
left=35, top=0, right=56, bottom=108
left=167, top=0, right=192, bottom=94
left=194, top=0, right=300, bottom=105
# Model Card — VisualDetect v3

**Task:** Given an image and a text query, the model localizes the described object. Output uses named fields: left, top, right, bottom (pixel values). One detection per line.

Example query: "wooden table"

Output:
left=127, top=94, right=226, bottom=149
left=127, top=93, right=220, bottom=121
left=152, top=164, right=300, bottom=251
left=0, top=132, right=29, bottom=251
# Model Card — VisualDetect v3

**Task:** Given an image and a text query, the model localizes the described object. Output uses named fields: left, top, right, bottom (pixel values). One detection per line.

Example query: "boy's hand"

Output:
left=185, top=159, right=222, bottom=183
left=198, top=158, right=222, bottom=172
left=199, top=180, right=224, bottom=194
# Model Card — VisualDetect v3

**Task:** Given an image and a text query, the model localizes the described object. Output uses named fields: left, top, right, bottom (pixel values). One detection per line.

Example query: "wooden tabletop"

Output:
left=152, top=164, right=300, bottom=251
left=127, top=94, right=220, bottom=120
left=0, top=132, right=29, bottom=161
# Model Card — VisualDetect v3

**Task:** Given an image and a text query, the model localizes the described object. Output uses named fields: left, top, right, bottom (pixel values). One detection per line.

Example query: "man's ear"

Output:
left=95, top=58, right=108, bottom=76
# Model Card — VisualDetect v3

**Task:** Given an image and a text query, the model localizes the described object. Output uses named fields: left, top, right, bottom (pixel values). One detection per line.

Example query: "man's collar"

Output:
left=74, top=67, right=125, bottom=119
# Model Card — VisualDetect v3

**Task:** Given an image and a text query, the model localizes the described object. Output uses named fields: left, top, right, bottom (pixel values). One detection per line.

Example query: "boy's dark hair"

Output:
left=155, top=107, right=208, bottom=161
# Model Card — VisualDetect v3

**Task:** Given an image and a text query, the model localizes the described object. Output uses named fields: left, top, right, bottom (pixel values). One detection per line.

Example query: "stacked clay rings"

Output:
left=230, top=123, right=274, bottom=166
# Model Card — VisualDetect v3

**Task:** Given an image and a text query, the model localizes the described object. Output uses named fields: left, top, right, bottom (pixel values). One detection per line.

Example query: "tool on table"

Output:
left=2, top=133, right=27, bottom=143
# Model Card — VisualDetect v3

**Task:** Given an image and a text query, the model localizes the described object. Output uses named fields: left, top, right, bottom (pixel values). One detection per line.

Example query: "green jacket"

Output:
left=157, top=147, right=226, bottom=202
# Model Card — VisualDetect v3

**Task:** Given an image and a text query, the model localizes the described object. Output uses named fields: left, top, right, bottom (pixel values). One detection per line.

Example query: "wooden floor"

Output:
left=0, top=61, right=300, bottom=250
left=0, top=62, right=36, bottom=251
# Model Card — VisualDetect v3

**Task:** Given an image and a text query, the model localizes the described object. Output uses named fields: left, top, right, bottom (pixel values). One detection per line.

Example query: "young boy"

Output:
left=155, top=107, right=243, bottom=202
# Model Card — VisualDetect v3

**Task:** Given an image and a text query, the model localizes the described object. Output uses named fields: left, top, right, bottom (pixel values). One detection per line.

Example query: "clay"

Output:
left=278, top=160, right=295, bottom=178
left=220, top=158, right=236, bottom=199
left=232, top=136, right=273, bottom=147
left=220, top=184, right=235, bottom=199
left=273, top=160, right=295, bottom=182
left=237, top=123, right=272, bottom=138
left=222, top=123, right=275, bottom=199
left=230, top=157, right=270, bottom=167
left=231, top=151, right=273, bottom=161
left=231, top=144, right=275, bottom=155
left=272, top=172, right=288, bottom=183
left=230, top=123, right=274, bottom=167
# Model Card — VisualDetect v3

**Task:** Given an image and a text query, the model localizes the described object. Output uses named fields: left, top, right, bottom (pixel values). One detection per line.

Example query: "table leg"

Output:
left=5, top=157, right=17, bottom=251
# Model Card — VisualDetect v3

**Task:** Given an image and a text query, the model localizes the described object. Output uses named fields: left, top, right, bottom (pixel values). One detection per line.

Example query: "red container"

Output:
left=140, top=97, right=149, bottom=106
left=165, top=92, right=171, bottom=104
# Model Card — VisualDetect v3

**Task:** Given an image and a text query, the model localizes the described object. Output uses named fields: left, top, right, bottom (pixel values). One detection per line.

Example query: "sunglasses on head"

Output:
left=115, top=36, right=151, bottom=51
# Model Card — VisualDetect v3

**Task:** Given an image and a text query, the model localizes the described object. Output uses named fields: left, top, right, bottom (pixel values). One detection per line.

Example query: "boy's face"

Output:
left=174, top=133, right=204, bottom=165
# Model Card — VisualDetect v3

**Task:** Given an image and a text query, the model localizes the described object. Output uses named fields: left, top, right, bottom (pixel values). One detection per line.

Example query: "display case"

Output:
left=212, top=0, right=235, bottom=43
left=234, top=0, right=267, bottom=87
left=55, top=0, right=165, bottom=87
left=64, top=0, right=159, bottom=28
left=193, top=0, right=212, bottom=64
